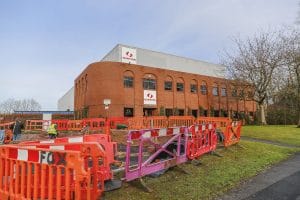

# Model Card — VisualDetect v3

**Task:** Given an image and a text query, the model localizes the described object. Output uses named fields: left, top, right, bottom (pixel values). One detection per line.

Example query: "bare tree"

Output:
left=0, top=98, right=42, bottom=114
left=223, top=31, right=284, bottom=125
left=281, top=28, right=300, bottom=127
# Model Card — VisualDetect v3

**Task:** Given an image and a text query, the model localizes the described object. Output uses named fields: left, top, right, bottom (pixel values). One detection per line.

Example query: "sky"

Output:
left=0, top=0, right=299, bottom=110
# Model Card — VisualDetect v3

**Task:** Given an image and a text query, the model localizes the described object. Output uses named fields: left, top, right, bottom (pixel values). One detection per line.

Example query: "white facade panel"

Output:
left=101, top=44, right=225, bottom=78
left=57, top=87, right=74, bottom=111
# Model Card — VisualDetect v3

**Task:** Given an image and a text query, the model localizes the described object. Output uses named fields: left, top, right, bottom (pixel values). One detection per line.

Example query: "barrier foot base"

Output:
left=104, top=179, right=122, bottom=191
left=210, top=151, right=223, bottom=157
left=129, top=178, right=153, bottom=193
left=174, top=165, right=190, bottom=175
left=191, top=159, right=202, bottom=166
left=237, top=144, right=246, bottom=149
left=139, top=178, right=153, bottom=193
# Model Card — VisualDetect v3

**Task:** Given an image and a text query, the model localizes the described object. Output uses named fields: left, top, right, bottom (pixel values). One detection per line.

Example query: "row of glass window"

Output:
left=124, top=77, right=228, bottom=96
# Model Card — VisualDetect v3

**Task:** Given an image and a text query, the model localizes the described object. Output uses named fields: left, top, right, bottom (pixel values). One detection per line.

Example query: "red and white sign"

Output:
left=121, top=47, right=137, bottom=64
left=144, top=90, right=156, bottom=105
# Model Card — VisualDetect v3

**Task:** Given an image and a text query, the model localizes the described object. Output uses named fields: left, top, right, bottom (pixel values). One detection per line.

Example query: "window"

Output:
left=166, top=108, right=173, bottom=117
left=164, top=81, right=172, bottom=91
left=200, top=85, right=207, bottom=94
left=232, top=89, right=238, bottom=97
left=143, top=79, right=156, bottom=90
left=124, top=107, right=134, bottom=117
left=221, top=88, right=227, bottom=96
left=177, top=83, right=184, bottom=92
left=214, top=110, right=220, bottom=117
left=200, top=82, right=207, bottom=95
left=178, top=109, right=185, bottom=116
left=213, top=85, right=219, bottom=96
left=247, top=91, right=254, bottom=99
left=192, top=110, right=198, bottom=118
left=124, top=76, right=133, bottom=88
left=190, top=84, right=197, bottom=93
left=239, top=90, right=245, bottom=98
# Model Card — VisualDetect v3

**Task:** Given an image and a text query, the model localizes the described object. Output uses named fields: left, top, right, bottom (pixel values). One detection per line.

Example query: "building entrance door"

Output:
left=143, top=108, right=156, bottom=116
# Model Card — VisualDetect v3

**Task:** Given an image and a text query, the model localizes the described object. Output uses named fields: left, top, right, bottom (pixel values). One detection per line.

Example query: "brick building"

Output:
left=74, top=61, right=256, bottom=118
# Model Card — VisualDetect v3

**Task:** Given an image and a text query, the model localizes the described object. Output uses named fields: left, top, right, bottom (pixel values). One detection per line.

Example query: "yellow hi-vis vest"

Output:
left=47, top=124, right=57, bottom=135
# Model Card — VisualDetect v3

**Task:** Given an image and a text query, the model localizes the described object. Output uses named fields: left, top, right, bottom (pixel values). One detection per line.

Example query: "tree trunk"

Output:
left=259, top=104, right=267, bottom=125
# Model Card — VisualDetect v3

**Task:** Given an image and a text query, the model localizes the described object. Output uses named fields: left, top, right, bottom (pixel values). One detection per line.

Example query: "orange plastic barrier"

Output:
left=0, top=122, right=14, bottom=130
left=51, top=119, right=69, bottom=131
left=223, top=121, right=242, bottom=147
left=146, top=116, right=168, bottom=128
left=20, top=134, right=117, bottom=167
left=127, top=117, right=145, bottom=129
left=67, top=120, right=83, bottom=131
left=196, top=117, right=230, bottom=128
left=25, top=120, right=51, bottom=131
left=3, top=130, right=13, bottom=144
left=83, top=118, right=106, bottom=131
left=0, top=143, right=106, bottom=199
left=109, top=117, right=128, bottom=129
left=168, top=116, right=195, bottom=127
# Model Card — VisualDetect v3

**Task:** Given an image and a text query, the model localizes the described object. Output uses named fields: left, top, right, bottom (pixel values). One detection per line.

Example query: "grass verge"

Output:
left=105, top=141, right=299, bottom=200
left=243, top=125, right=300, bottom=146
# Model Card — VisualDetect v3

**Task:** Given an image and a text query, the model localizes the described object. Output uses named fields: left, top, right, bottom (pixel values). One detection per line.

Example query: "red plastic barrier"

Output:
left=187, top=124, right=217, bottom=159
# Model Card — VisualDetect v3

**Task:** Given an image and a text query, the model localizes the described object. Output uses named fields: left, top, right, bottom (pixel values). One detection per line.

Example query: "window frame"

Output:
left=123, top=76, right=134, bottom=88
left=176, top=82, right=184, bottom=92
left=212, top=86, right=219, bottom=96
left=143, top=78, right=156, bottom=90
left=164, top=81, right=173, bottom=91
left=221, top=87, right=227, bottom=97
left=190, top=84, right=197, bottom=93
left=200, top=84, right=207, bottom=95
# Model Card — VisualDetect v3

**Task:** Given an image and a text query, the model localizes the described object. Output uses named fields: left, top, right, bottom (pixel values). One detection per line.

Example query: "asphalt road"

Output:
left=219, top=152, right=300, bottom=200
left=246, top=170, right=300, bottom=200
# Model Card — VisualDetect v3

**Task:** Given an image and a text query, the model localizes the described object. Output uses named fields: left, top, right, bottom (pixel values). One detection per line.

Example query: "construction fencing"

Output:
left=0, top=143, right=106, bottom=200
left=0, top=118, right=242, bottom=199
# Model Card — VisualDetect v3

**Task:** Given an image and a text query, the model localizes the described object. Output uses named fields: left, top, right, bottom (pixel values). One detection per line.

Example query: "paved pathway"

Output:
left=241, top=136, right=299, bottom=148
left=219, top=140, right=300, bottom=200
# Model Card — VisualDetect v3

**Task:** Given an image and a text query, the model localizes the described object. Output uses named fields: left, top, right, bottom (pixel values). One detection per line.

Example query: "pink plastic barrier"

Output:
left=125, top=127, right=188, bottom=181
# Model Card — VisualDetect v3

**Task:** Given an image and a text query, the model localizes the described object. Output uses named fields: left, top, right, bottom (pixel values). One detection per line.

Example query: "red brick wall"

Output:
left=74, top=62, right=256, bottom=118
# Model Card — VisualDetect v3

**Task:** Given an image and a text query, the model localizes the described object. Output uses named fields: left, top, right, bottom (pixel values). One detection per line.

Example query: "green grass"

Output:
left=105, top=141, right=299, bottom=200
left=243, top=125, right=300, bottom=146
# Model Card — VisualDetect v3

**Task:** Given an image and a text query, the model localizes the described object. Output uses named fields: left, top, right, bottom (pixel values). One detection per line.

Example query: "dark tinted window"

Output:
left=143, top=79, right=156, bottom=90
left=200, top=85, right=207, bottom=95
left=164, top=81, right=172, bottom=91
left=177, top=83, right=184, bottom=92
left=190, top=84, right=197, bottom=93
left=124, top=76, right=133, bottom=88
left=124, top=107, right=134, bottom=117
